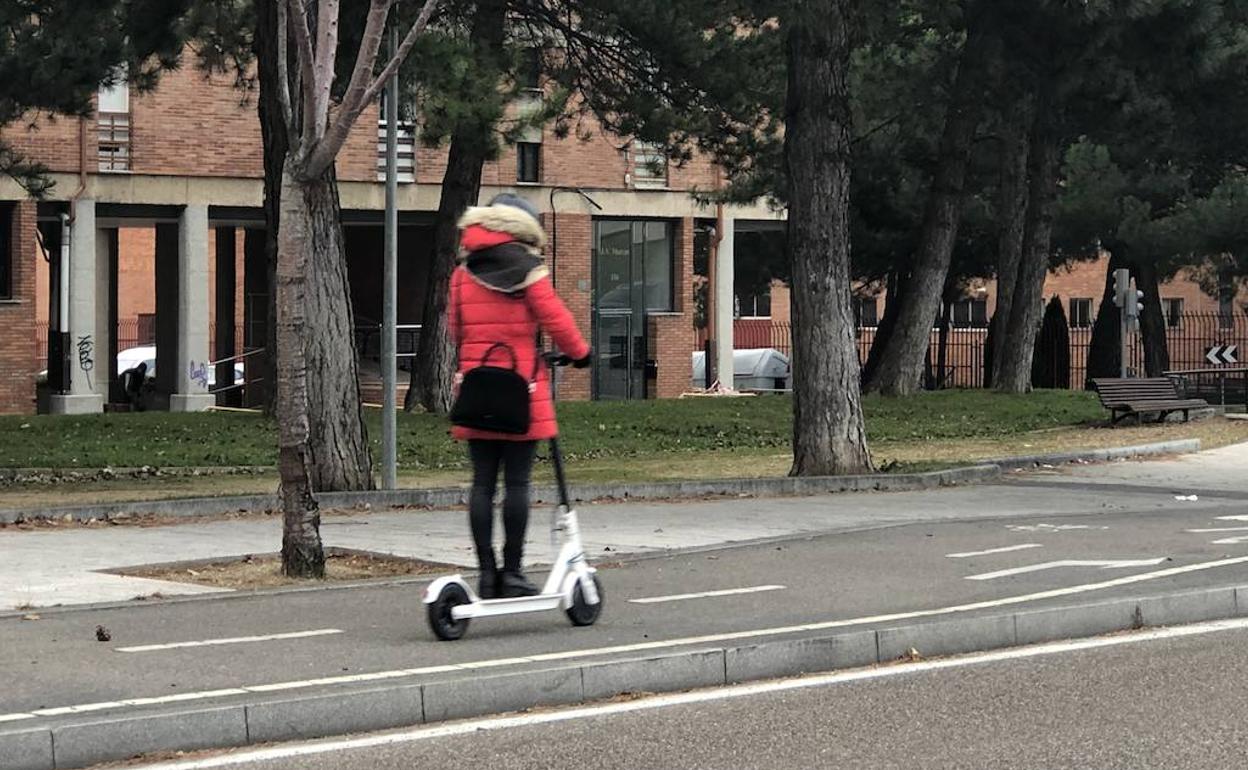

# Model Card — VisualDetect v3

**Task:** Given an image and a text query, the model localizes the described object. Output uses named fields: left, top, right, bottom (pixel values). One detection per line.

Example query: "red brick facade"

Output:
left=0, top=202, right=38, bottom=413
left=0, top=55, right=730, bottom=413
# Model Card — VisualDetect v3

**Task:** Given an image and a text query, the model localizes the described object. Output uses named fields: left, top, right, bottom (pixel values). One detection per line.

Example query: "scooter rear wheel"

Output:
left=428, top=583, right=471, bottom=641
left=566, top=575, right=604, bottom=627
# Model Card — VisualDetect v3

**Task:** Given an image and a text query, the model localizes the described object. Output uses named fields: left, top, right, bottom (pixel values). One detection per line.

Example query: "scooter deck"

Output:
left=452, top=594, right=564, bottom=620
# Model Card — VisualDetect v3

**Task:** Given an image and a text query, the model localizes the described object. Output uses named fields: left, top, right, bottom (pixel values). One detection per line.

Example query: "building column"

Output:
left=170, top=204, right=213, bottom=412
left=50, top=200, right=105, bottom=414
left=714, top=216, right=735, bottom=389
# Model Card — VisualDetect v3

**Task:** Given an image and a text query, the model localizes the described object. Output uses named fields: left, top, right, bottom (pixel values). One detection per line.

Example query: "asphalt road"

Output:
left=6, top=495, right=1248, bottom=720
left=110, top=619, right=1248, bottom=770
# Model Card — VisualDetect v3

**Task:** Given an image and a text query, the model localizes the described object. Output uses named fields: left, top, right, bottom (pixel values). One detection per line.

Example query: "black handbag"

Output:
left=449, top=341, right=536, bottom=434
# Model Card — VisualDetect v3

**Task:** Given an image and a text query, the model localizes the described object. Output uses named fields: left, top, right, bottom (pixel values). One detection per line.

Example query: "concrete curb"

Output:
left=0, top=438, right=1205, bottom=525
left=4, top=582, right=1246, bottom=770
left=0, top=465, right=1001, bottom=525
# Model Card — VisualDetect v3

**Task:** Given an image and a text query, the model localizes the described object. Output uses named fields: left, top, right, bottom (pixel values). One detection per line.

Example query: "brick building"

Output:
left=0, top=63, right=780, bottom=414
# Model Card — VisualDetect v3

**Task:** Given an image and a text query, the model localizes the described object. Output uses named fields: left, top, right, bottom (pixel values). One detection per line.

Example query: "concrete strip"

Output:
left=876, top=614, right=1016, bottom=663
left=987, top=439, right=1200, bottom=470
left=1013, top=598, right=1142, bottom=646
left=581, top=650, right=726, bottom=701
left=0, top=727, right=53, bottom=770
left=49, top=706, right=247, bottom=769
left=245, top=684, right=424, bottom=744
left=421, top=668, right=583, bottom=723
left=1136, top=587, right=1238, bottom=627
left=0, top=467, right=1000, bottom=525
left=724, top=631, right=877, bottom=684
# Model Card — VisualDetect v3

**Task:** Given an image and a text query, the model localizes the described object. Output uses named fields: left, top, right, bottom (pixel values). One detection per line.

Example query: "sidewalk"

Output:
left=4, top=442, right=1247, bottom=611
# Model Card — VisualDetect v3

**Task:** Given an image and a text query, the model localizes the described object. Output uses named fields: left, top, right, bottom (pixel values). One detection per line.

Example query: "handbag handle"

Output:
left=479, top=342, right=519, bottom=371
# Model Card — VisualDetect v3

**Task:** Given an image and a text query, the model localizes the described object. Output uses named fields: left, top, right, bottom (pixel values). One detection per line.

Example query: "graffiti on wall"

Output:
left=76, top=335, right=94, bottom=389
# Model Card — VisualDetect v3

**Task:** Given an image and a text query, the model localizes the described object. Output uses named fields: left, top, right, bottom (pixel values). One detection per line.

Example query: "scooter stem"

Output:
left=549, top=436, right=571, bottom=510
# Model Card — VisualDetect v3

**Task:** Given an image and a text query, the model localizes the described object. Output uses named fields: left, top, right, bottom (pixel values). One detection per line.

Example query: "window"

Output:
left=950, top=298, right=988, bottom=328
left=518, top=47, right=542, bottom=93
left=517, top=142, right=541, bottom=184
left=376, top=92, right=416, bottom=183
left=631, top=142, right=668, bottom=189
left=736, top=291, right=771, bottom=319
left=1164, top=297, right=1184, bottom=328
left=97, top=74, right=131, bottom=172
left=642, top=221, right=673, bottom=312
left=855, top=296, right=879, bottom=327
left=1069, top=298, right=1093, bottom=328
left=1220, top=284, right=1236, bottom=329
left=0, top=202, right=12, bottom=300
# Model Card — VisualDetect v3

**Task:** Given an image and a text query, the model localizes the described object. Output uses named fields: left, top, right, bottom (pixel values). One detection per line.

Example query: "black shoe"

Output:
left=500, top=570, right=540, bottom=598
left=478, top=570, right=499, bottom=600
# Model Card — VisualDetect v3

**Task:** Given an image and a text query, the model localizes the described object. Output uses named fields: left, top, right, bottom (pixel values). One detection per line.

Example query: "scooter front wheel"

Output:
left=566, top=575, right=604, bottom=627
left=428, top=583, right=471, bottom=641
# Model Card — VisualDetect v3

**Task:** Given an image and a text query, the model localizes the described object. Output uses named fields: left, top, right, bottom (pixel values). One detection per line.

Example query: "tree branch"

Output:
left=311, top=0, right=341, bottom=142
left=305, top=0, right=438, bottom=177
left=286, top=0, right=318, bottom=152
left=275, top=0, right=296, bottom=138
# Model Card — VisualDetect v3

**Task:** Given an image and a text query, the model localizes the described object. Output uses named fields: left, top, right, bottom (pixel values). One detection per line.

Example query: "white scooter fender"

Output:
left=423, top=574, right=473, bottom=605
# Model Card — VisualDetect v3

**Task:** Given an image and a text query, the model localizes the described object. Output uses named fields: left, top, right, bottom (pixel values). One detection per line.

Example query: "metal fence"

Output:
left=697, top=311, right=1248, bottom=390
left=36, top=321, right=245, bottom=362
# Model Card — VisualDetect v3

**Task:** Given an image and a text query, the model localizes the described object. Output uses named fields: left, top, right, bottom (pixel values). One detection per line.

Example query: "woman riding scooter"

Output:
left=448, top=193, right=591, bottom=600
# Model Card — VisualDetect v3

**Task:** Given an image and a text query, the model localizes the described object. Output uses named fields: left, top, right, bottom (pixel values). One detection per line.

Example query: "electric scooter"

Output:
left=423, top=353, right=603, bottom=641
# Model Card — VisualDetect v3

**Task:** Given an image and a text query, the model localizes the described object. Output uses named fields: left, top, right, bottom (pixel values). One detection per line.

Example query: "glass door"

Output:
left=592, top=221, right=645, bottom=399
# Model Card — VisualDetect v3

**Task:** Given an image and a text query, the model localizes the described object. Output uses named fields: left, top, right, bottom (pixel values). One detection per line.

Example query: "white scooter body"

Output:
left=422, top=502, right=601, bottom=621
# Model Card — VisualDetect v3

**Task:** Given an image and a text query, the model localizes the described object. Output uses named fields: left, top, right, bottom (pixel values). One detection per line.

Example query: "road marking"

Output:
left=628, top=585, right=787, bottom=604
left=1217, top=515, right=1248, bottom=522
left=1005, top=523, right=1108, bottom=532
left=946, top=544, right=1042, bottom=559
left=1211, top=535, right=1248, bottom=545
left=115, top=629, right=344, bottom=653
left=115, top=617, right=1248, bottom=769
left=1186, top=527, right=1248, bottom=533
left=965, top=558, right=1167, bottom=581
left=4, top=554, right=1246, bottom=725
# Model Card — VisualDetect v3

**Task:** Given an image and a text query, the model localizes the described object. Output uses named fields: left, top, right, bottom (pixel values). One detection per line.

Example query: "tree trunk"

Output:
left=934, top=291, right=953, bottom=390
left=861, top=267, right=908, bottom=386
left=407, top=0, right=508, bottom=414
left=987, top=99, right=1032, bottom=388
left=995, top=105, right=1060, bottom=394
left=406, top=135, right=488, bottom=413
left=254, top=0, right=287, bottom=415
left=275, top=162, right=323, bottom=579
left=863, top=10, right=998, bottom=396
left=784, top=0, right=872, bottom=477
left=1136, top=260, right=1169, bottom=376
left=1085, top=250, right=1127, bottom=387
left=301, top=168, right=374, bottom=491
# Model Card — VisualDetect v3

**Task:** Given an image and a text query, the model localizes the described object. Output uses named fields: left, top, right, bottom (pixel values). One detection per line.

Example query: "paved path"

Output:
left=156, top=620, right=1248, bottom=770
left=3, top=442, right=1247, bottom=610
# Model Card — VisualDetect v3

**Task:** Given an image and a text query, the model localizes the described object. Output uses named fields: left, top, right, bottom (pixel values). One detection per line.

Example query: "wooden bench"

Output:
left=1091, top=377, right=1208, bottom=424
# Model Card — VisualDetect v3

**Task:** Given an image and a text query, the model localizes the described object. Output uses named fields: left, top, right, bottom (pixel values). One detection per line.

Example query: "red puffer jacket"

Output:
left=449, top=265, right=590, bottom=442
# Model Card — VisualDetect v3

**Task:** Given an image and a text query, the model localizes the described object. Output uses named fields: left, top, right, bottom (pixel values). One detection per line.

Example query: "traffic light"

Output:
left=1129, top=289, right=1144, bottom=319
left=1113, top=268, right=1130, bottom=309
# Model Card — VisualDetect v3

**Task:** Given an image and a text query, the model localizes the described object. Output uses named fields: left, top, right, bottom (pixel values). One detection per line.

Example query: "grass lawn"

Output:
left=1, top=391, right=1245, bottom=510
left=0, top=390, right=1106, bottom=470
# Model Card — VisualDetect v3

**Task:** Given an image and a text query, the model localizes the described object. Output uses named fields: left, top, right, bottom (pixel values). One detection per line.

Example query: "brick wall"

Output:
left=0, top=201, right=38, bottom=414
left=547, top=212, right=593, bottom=400
left=6, top=56, right=723, bottom=194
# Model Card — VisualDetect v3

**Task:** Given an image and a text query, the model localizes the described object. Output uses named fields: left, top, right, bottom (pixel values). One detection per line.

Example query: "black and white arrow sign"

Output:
left=1205, top=344, right=1239, bottom=365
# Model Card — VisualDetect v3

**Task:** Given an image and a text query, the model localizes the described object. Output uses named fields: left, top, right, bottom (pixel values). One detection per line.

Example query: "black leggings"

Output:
left=468, top=439, right=537, bottom=573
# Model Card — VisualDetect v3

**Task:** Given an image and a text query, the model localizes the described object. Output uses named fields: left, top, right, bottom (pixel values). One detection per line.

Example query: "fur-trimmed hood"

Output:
left=458, top=204, right=547, bottom=250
